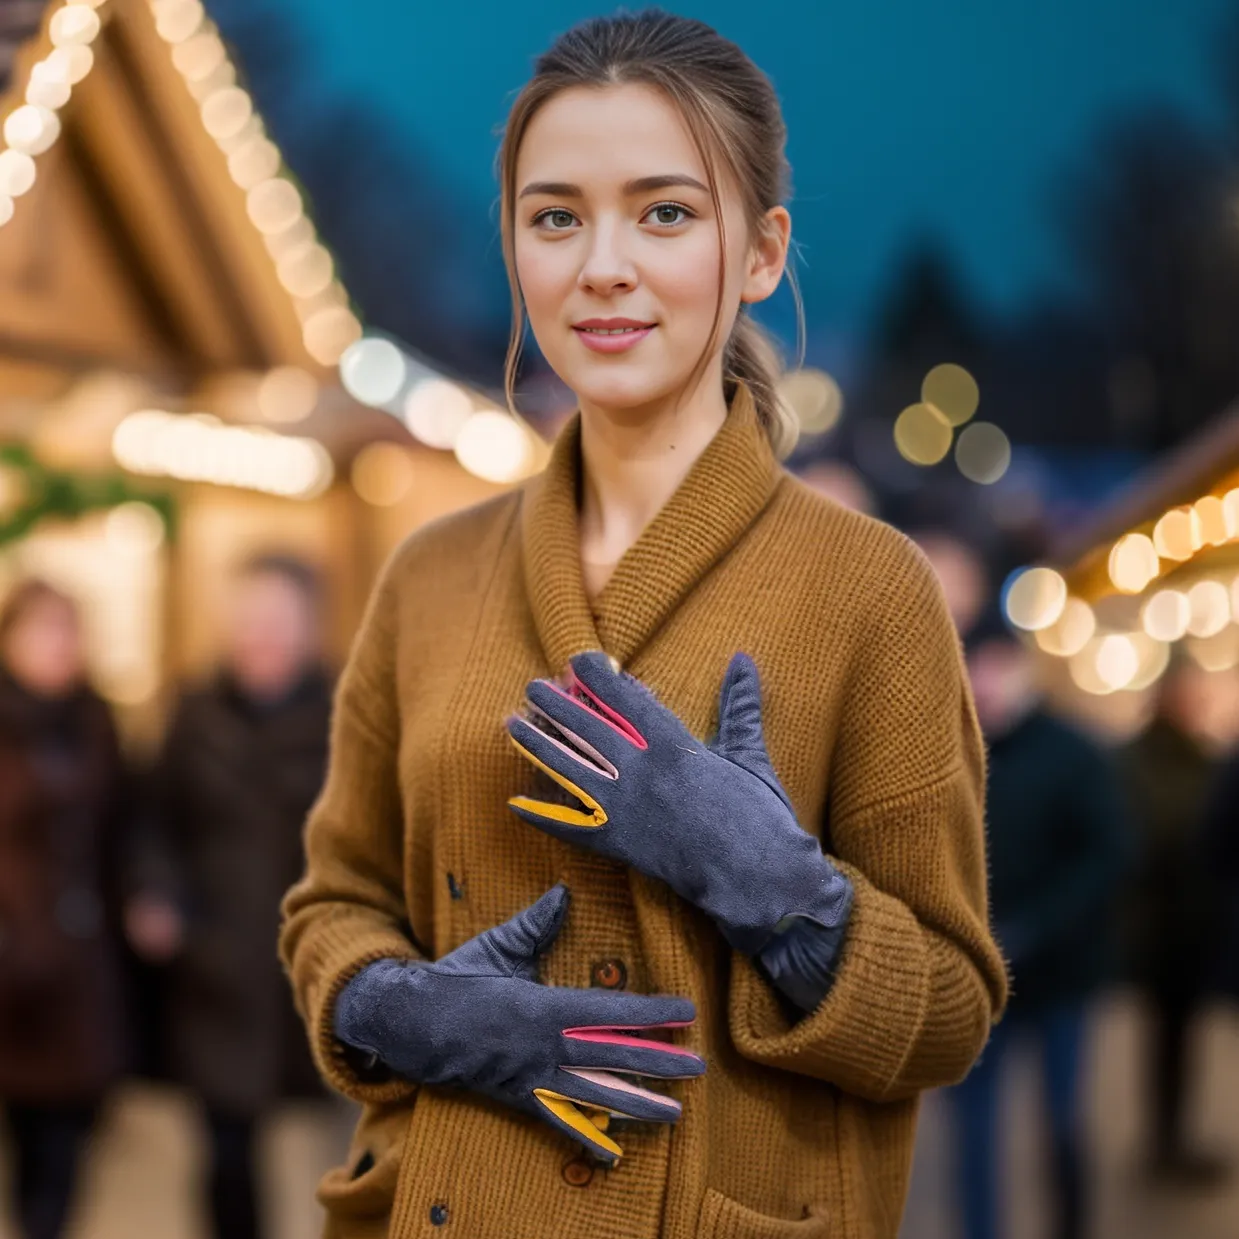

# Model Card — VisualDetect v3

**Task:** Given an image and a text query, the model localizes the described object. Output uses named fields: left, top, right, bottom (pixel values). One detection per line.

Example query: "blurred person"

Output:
left=281, top=13, right=1006, bottom=1239
left=950, top=607, right=1130, bottom=1239
left=0, top=580, right=135, bottom=1239
left=910, top=527, right=988, bottom=635
left=136, top=554, right=334, bottom=1239
left=1119, top=654, right=1230, bottom=1186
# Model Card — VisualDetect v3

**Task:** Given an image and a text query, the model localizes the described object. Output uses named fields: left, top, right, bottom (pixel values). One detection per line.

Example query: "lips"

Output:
left=572, top=319, right=656, bottom=354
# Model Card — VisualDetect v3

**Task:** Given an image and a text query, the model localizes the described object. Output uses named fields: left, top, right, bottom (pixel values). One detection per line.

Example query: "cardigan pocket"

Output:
left=698, top=1187, right=829, bottom=1239
left=318, top=1097, right=416, bottom=1229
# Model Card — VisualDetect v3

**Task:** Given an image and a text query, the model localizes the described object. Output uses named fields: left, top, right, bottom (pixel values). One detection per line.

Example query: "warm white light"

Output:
left=403, top=379, right=475, bottom=449
left=955, top=422, right=1011, bottom=484
left=26, top=67, right=71, bottom=111
left=171, top=31, right=226, bottom=81
left=1127, top=634, right=1172, bottom=692
left=1153, top=508, right=1201, bottom=561
left=340, top=337, right=406, bottom=407
left=1194, top=495, right=1228, bottom=546
left=185, top=60, right=235, bottom=104
left=302, top=307, right=361, bottom=366
left=113, top=409, right=332, bottom=498
left=0, top=150, right=37, bottom=198
left=246, top=178, right=303, bottom=234
left=276, top=243, right=334, bottom=299
left=1186, top=579, right=1230, bottom=638
left=1187, top=629, right=1239, bottom=673
left=42, top=45, right=94, bottom=86
left=1223, top=489, right=1239, bottom=539
left=264, top=215, right=315, bottom=261
left=50, top=5, right=102, bottom=47
left=1141, top=589, right=1190, bottom=642
left=1034, top=597, right=1096, bottom=657
left=153, top=0, right=205, bottom=44
left=1004, top=567, right=1067, bottom=632
left=105, top=502, right=166, bottom=557
left=257, top=366, right=318, bottom=424
left=200, top=87, right=253, bottom=142
left=4, top=105, right=61, bottom=156
left=227, top=137, right=281, bottom=190
left=1096, top=633, right=1139, bottom=691
left=455, top=411, right=533, bottom=483
left=1108, top=533, right=1160, bottom=594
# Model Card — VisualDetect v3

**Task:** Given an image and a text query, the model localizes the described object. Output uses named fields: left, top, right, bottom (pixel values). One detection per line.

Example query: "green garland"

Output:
left=0, top=444, right=176, bottom=548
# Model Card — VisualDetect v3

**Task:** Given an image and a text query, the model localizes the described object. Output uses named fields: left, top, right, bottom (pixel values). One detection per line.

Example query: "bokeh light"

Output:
left=777, top=368, right=843, bottom=436
left=455, top=411, right=533, bottom=483
left=955, top=422, right=1010, bottom=484
left=0, top=150, right=37, bottom=198
left=257, top=366, right=318, bottom=424
left=1095, top=633, right=1140, bottom=691
left=1004, top=566, right=1067, bottom=632
left=1034, top=597, right=1096, bottom=657
left=301, top=306, right=362, bottom=366
left=246, top=178, right=304, bottom=235
left=1153, top=508, right=1201, bottom=561
left=1187, top=628, right=1239, bottom=672
left=105, top=502, right=166, bottom=557
left=894, top=402, right=952, bottom=466
left=1194, top=495, right=1228, bottom=546
left=340, top=337, right=407, bottom=407
left=403, top=379, right=475, bottom=450
left=49, top=4, right=102, bottom=47
left=1108, top=533, right=1160, bottom=594
left=1141, top=589, right=1191, bottom=642
left=1186, top=579, right=1230, bottom=637
left=922, top=363, right=979, bottom=427
left=4, top=105, right=61, bottom=156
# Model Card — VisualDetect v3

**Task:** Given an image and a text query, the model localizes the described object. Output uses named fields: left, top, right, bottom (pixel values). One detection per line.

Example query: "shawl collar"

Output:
left=520, top=385, right=782, bottom=671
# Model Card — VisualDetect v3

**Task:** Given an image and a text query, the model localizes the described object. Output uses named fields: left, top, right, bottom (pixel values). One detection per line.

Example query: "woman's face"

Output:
left=513, top=82, right=786, bottom=419
left=3, top=597, right=84, bottom=697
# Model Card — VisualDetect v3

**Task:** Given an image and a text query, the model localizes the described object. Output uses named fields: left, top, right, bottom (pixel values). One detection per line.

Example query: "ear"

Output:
left=740, top=205, right=791, bottom=305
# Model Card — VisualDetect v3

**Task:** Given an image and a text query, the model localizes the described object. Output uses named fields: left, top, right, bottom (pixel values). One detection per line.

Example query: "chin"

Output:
left=563, top=366, right=685, bottom=416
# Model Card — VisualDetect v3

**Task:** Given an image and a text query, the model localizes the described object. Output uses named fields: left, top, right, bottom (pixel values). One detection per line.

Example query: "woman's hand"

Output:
left=332, top=885, right=704, bottom=1164
left=506, top=652, right=853, bottom=957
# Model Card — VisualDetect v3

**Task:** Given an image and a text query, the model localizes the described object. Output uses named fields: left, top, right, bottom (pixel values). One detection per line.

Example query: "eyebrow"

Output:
left=517, top=173, right=709, bottom=199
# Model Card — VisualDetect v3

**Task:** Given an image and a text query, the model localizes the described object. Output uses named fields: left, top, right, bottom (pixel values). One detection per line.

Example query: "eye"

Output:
left=642, top=202, right=693, bottom=227
left=532, top=208, right=579, bottom=231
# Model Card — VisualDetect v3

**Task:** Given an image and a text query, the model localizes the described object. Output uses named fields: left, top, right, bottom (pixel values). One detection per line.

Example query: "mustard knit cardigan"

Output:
left=280, top=388, right=1008, bottom=1239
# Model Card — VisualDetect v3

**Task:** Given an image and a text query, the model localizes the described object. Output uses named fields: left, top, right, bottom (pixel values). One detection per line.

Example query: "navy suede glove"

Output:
left=506, top=652, right=854, bottom=960
left=333, top=885, right=704, bottom=1163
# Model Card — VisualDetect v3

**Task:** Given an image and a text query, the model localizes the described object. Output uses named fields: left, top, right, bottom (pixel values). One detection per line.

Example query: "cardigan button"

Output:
left=429, top=1203, right=449, bottom=1225
left=562, top=1157, right=595, bottom=1188
left=590, top=958, right=627, bottom=990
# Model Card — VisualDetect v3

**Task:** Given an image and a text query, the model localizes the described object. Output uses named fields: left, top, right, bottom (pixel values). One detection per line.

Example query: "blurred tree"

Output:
left=1058, top=99, right=1239, bottom=451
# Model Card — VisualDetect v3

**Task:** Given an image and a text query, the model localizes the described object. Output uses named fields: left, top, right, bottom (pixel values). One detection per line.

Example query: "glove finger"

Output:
left=561, top=1028, right=705, bottom=1079
left=506, top=720, right=609, bottom=830
left=552, top=1068, right=684, bottom=1123
left=530, top=1089, right=624, bottom=1162
left=565, top=652, right=668, bottom=749
left=525, top=678, right=634, bottom=769
left=554, top=987, right=696, bottom=1031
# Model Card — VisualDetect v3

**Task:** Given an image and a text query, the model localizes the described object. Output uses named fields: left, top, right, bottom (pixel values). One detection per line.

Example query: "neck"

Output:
left=576, top=373, right=730, bottom=584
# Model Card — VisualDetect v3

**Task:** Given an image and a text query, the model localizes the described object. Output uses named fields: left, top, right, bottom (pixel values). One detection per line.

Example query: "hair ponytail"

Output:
left=724, top=313, right=798, bottom=460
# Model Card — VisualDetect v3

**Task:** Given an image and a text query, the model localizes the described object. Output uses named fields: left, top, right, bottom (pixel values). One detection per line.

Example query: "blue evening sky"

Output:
left=238, top=1, right=1235, bottom=339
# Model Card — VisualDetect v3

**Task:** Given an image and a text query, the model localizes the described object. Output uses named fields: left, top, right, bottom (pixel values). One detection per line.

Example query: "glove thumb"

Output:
left=439, top=884, right=570, bottom=981
left=710, top=653, right=793, bottom=813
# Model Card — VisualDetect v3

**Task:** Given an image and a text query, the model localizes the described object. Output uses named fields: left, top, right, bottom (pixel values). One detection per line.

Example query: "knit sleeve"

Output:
left=729, top=540, right=1008, bottom=1100
left=279, top=548, right=421, bottom=1106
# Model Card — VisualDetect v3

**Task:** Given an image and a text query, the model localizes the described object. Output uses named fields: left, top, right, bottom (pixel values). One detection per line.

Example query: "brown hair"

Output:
left=497, top=9, right=802, bottom=458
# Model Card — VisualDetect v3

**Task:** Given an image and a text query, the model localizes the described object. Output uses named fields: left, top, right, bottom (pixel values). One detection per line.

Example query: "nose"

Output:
left=578, top=219, right=637, bottom=296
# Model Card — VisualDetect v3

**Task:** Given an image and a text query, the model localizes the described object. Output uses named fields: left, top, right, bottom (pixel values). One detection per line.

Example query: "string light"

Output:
left=1141, top=589, right=1191, bottom=642
left=455, top=411, right=535, bottom=484
left=0, top=2, right=107, bottom=228
left=404, top=379, right=475, bottom=450
left=922, top=363, right=979, bottom=427
left=1004, top=567, right=1067, bottom=632
left=894, top=402, right=952, bottom=466
left=777, top=368, right=843, bottom=436
left=351, top=443, right=417, bottom=507
left=1034, top=597, right=1096, bottom=657
left=955, top=422, right=1010, bottom=484
left=1186, top=579, right=1230, bottom=638
left=1152, top=508, right=1201, bottom=561
left=1108, top=533, right=1160, bottom=594
left=113, top=409, right=333, bottom=498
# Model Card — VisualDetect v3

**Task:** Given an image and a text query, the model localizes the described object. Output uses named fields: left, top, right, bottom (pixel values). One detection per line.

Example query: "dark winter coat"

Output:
left=1118, top=717, right=1218, bottom=998
left=0, top=671, right=133, bottom=1103
left=986, top=708, right=1133, bottom=1014
left=151, top=667, right=333, bottom=1117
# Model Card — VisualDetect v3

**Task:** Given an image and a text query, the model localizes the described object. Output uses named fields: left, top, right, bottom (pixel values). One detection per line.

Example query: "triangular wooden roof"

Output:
left=0, top=0, right=349, bottom=396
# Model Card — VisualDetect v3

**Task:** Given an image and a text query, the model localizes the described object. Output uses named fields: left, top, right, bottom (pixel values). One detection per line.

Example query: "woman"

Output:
left=0, top=580, right=132, bottom=1239
left=280, top=13, right=1007, bottom=1239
